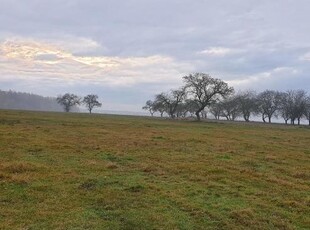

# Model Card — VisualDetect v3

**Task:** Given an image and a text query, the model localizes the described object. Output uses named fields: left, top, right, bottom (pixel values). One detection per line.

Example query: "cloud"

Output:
left=0, top=39, right=193, bottom=87
left=198, top=47, right=240, bottom=56
left=227, top=66, right=304, bottom=91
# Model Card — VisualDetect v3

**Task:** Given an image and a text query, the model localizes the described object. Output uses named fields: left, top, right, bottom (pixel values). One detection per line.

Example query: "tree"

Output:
left=280, top=90, right=307, bottom=125
left=209, top=102, right=222, bottom=120
left=183, top=73, right=234, bottom=121
left=236, top=91, right=258, bottom=122
left=220, top=96, right=241, bottom=121
left=0, top=90, right=63, bottom=112
left=279, top=92, right=291, bottom=124
left=56, top=93, right=81, bottom=112
left=291, top=90, right=308, bottom=125
left=142, top=100, right=156, bottom=116
left=184, top=99, right=199, bottom=117
left=257, top=90, right=282, bottom=123
left=304, top=96, right=310, bottom=125
left=155, top=88, right=186, bottom=118
left=153, top=99, right=167, bottom=117
left=83, top=94, right=102, bottom=114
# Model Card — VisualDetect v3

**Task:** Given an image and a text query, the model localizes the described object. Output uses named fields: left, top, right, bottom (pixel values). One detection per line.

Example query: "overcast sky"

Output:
left=0, top=0, right=309, bottom=111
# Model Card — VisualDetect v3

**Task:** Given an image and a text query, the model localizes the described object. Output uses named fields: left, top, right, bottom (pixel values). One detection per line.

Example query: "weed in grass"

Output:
left=79, top=179, right=98, bottom=191
left=125, top=184, right=145, bottom=193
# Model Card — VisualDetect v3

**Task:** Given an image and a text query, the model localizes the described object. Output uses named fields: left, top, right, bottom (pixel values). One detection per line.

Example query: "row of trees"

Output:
left=56, top=93, right=102, bottom=113
left=0, top=90, right=63, bottom=112
left=143, top=73, right=310, bottom=125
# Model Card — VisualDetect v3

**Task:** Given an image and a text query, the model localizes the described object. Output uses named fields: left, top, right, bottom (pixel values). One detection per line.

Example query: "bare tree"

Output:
left=280, top=90, right=307, bottom=125
left=236, top=91, right=257, bottom=122
left=279, top=92, right=291, bottom=124
left=220, top=96, right=241, bottom=121
left=56, top=93, right=81, bottom=112
left=142, top=100, right=156, bottom=116
left=155, top=88, right=186, bottom=118
left=292, top=90, right=308, bottom=125
left=153, top=98, right=167, bottom=117
left=209, top=102, right=222, bottom=120
left=83, top=94, right=102, bottom=114
left=183, top=73, right=234, bottom=121
left=257, top=90, right=282, bottom=123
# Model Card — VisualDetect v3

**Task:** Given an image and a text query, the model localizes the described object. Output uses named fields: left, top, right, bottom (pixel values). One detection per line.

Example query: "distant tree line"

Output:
left=0, top=90, right=64, bottom=112
left=0, top=90, right=102, bottom=114
left=56, top=93, right=102, bottom=113
left=143, top=73, right=310, bottom=125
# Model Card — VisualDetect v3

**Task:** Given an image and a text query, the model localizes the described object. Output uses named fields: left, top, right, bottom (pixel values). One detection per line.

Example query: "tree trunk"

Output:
left=262, top=114, right=266, bottom=123
left=268, top=116, right=271, bottom=123
left=195, top=111, right=201, bottom=121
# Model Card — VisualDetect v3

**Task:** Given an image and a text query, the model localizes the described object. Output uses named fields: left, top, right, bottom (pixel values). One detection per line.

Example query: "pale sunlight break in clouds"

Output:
left=0, top=39, right=193, bottom=87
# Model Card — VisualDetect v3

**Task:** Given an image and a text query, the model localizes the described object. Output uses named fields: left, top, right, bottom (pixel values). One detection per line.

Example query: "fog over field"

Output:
left=1, top=0, right=310, bottom=112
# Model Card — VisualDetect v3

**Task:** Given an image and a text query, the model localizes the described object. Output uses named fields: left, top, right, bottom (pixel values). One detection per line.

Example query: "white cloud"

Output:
left=198, top=47, right=241, bottom=57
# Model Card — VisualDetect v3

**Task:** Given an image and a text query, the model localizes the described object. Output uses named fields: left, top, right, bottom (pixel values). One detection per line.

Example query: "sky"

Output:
left=0, top=0, right=309, bottom=112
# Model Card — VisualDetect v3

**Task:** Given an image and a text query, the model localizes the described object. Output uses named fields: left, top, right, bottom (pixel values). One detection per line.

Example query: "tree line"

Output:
left=143, top=73, right=310, bottom=125
left=0, top=90, right=64, bottom=112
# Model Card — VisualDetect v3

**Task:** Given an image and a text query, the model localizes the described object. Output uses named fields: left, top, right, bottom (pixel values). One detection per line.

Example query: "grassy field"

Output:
left=0, top=110, right=309, bottom=229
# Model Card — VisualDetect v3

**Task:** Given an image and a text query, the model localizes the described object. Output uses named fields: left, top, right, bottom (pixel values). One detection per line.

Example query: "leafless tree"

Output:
left=209, top=102, right=222, bottom=120
left=235, top=91, right=258, bottom=122
left=220, top=96, right=241, bottom=121
left=155, top=88, right=186, bottom=118
left=280, top=90, right=307, bottom=125
left=183, top=73, right=234, bottom=121
left=83, top=94, right=102, bottom=114
left=56, top=93, right=81, bottom=112
left=142, top=100, right=156, bottom=116
left=279, top=92, right=292, bottom=124
left=257, top=90, right=282, bottom=123
left=153, top=99, right=167, bottom=117
left=292, top=90, right=308, bottom=125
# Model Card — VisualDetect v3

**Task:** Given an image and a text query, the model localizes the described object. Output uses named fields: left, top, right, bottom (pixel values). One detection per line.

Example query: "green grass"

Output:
left=0, top=110, right=309, bottom=229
